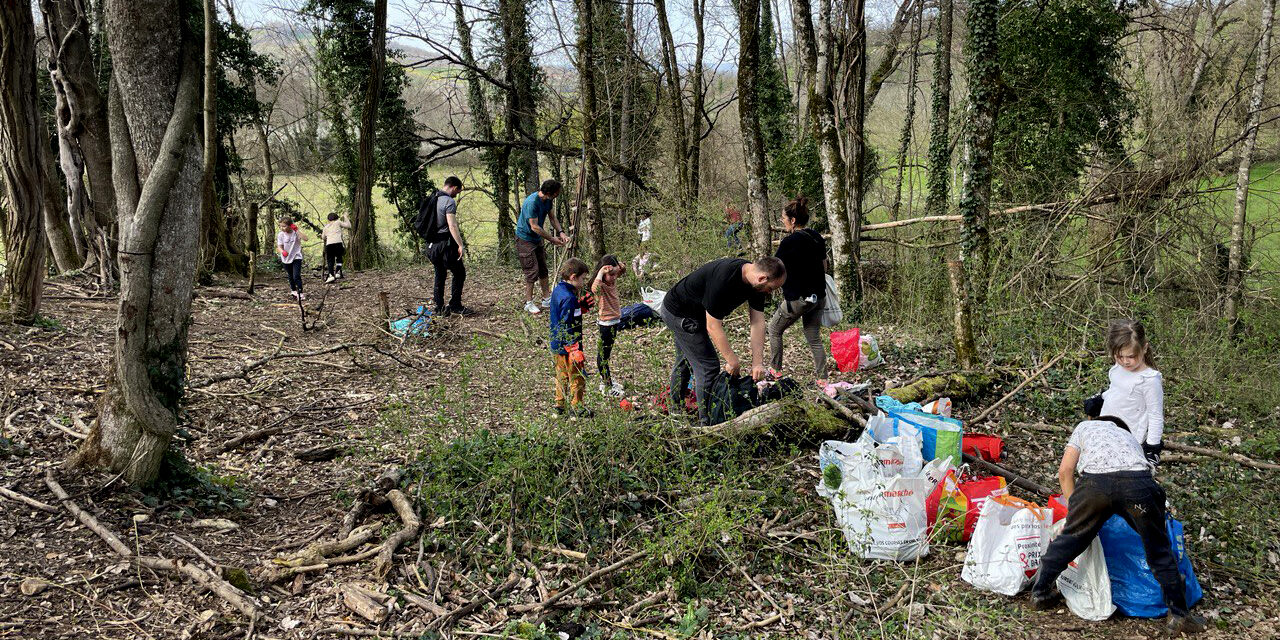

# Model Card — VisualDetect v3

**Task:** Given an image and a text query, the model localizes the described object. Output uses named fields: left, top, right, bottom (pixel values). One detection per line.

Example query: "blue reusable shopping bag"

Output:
left=886, top=408, right=963, bottom=464
left=1098, top=514, right=1203, bottom=617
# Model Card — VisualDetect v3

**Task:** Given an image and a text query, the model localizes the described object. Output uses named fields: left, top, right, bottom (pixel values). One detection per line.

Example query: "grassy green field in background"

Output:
left=274, top=166, right=498, bottom=265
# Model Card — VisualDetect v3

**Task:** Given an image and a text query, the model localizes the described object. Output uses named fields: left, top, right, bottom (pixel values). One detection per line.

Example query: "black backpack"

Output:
left=411, top=190, right=448, bottom=241
left=704, top=374, right=761, bottom=425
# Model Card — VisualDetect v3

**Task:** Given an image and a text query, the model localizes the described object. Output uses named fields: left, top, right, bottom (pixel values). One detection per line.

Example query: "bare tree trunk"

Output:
left=71, top=0, right=203, bottom=486
left=793, top=0, right=857, bottom=303
left=43, top=141, right=82, bottom=272
left=617, top=0, right=636, bottom=218
left=350, top=0, right=387, bottom=270
left=947, top=260, right=976, bottom=368
left=653, top=0, right=691, bottom=205
left=956, top=0, right=1000, bottom=303
left=689, top=0, right=706, bottom=201
left=454, top=0, right=511, bottom=262
left=924, top=0, right=953, bottom=218
left=255, top=121, right=272, bottom=253
left=889, top=0, right=922, bottom=223
left=0, top=1, right=48, bottom=323
left=738, top=0, right=771, bottom=256
left=864, top=0, right=915, bottom=113
left=40, top=0, right=115, bottom=284
left=576, top=0, right=605, bottom=262
left=840, top=0, right=868, bottom=314
left=199, top=0, right=241, bottom=274
left=1225, top=0, right=1275, bottom=334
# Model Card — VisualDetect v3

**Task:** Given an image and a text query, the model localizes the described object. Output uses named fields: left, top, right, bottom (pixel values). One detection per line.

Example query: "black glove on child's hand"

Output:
left=1143, top=442, right=1163, bottom=466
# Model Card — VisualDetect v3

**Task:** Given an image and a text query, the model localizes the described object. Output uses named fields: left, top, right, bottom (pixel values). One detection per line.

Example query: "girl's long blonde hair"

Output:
left=1106, top=319, right=1156, bottom=368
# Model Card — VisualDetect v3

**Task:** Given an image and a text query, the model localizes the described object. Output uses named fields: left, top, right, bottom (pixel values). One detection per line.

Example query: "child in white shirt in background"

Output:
left=1089, top=319, right=1165, bottom=464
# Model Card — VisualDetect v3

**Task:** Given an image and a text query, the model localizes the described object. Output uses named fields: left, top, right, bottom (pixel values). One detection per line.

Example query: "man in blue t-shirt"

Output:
left=515, top=179, right=568, bottom=314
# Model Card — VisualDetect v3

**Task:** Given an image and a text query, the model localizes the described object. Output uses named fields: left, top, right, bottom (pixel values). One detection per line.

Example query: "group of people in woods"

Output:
left=272, top=174, right=1202, bottom=632
left=522, top=193, right=1202, bottom=633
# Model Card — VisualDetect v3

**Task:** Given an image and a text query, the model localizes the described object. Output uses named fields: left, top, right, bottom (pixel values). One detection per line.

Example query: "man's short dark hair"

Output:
left=755, top=256, right=786, bottom=280
left=540, top=179, right=562, bottom=196
left=444, top=176, right=463, bottom=189
left=328, top=212, right=339, bottom=221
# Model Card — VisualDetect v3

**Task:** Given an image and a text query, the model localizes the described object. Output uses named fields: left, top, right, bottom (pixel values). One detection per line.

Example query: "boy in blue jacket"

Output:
left=550, top=258, right=592, bottom=417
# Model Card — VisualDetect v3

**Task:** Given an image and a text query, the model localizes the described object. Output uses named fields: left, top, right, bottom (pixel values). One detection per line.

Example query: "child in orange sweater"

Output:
left=591, top=255, right=627, bottom=396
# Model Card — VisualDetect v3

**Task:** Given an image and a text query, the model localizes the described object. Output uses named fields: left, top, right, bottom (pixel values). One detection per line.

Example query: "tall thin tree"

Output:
left=576, top=0, right=605, bottom=260
left=924, top=0, right=953, bottom=218
left=955, top=0, right=1000, bottom=301
left=350, top=0, right=387, bottom=269
left=0, top=0, right=48, bottom=323
left=738, top=0, right=771, bottom=256
left=1225, top=0, right=1276, bottom=334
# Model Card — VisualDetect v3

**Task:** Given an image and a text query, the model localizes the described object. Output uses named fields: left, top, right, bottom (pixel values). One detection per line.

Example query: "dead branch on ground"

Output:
left=44, top=470, right=259, bottom=619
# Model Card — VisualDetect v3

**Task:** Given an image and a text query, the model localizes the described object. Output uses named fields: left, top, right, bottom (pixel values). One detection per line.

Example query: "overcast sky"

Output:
left=229, top=0, right=907, bottom=69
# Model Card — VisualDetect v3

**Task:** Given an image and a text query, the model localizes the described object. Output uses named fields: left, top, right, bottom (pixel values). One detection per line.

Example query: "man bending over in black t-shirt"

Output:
left=660, top=257, right=787, bottom=424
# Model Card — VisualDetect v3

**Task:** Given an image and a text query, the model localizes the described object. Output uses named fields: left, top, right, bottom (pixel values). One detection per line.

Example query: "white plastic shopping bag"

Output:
left=820, top=275, right=842, bottom=327
left=817, top=439, right=933, bottom=562
left=1054, top=522, right=1116, bottom=621
left=641, top=287, right=666, bottom=312
left=830, top=475, right=933, bottom=561
left=962, top=495, right=1053, bottom=595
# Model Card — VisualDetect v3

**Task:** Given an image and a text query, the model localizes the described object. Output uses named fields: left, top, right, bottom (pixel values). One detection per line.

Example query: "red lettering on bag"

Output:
left=883, top=489, right=914, bottom=497
left=888, top=522, right=905, bottom=529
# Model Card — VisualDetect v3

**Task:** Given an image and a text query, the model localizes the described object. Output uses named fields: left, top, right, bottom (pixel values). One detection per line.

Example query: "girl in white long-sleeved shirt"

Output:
left=1099, top=319, right=1164, bottom=464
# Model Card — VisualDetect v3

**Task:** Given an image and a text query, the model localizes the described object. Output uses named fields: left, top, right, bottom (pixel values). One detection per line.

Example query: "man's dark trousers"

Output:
left=661, top=305, right=720, bottom=425
left=1033, top=471, right=1188, bottom=616
left=428, top=241, right=466, bottom=310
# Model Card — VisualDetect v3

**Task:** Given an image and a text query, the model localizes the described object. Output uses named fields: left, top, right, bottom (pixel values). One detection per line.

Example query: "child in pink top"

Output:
left=592, top=255, right=626, bottom=396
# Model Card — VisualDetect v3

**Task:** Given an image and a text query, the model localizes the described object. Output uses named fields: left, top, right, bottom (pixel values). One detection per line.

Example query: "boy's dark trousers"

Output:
left=427, top=240, right=466, bottom=310
left=1033, top=471, right=1188, bottom=616
left=324, top=242, right=345, bottom=277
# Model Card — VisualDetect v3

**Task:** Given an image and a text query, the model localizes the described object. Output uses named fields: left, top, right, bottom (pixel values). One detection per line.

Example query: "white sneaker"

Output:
left=523, top=300, right=541, bottom=314
left=290, top=291, right=299, bottom=299
left=540, top=296, right=552, bottom=308
left=610, top=381, right=625, bottom=396
left=299, top=292, right=306, bottom=301
left=325, top=275, right=336, bottom=284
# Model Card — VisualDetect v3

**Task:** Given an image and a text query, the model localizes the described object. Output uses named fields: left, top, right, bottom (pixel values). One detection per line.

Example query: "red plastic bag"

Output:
left=963, top=434, right=1004, bottom=462
left=830, top=328, right=862, bottom=373
left=926, top=470, right=1008, bottom=542
left=1048, top=494, right=1069, bottom=523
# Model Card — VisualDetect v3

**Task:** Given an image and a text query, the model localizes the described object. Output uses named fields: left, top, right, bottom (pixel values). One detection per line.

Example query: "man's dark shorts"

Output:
left=516, top=238, right=548, bottom=284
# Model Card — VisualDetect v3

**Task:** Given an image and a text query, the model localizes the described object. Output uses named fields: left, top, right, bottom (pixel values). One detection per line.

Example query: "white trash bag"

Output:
left=1054, top=521, right=1116, bottom=621
left=641, top=287, right=666, bottom=312
left=817, top=437, right=937, bottom=562
left=961, top=495, right=1053, bottom=596
left=820, top=274, right=843, bottom=327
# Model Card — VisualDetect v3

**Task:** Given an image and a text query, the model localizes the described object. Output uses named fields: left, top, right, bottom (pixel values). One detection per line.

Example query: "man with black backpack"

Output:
left=415, top=176, right=473, bottom=316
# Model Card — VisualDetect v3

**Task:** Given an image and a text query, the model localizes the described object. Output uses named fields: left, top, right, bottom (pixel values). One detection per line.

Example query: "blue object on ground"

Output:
left=1098, top=514, right=1203, bottom=618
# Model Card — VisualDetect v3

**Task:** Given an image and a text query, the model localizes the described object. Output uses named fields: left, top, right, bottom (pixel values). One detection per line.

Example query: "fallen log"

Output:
left=45, top=470, right=259, bottom=619
left=962, top=452, right=1054, bottom=498
left=372, top=489, right=420, bottom=580
left=1013, top=421, right=1280, bottom=471
left=883, top=373, right=997, bottom=405
left=688, top=394, right=850, bottom=442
